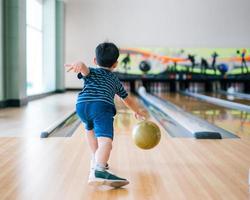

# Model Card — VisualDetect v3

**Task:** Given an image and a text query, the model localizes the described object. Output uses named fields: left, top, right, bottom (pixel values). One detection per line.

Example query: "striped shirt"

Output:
left=77, top=67, right=128, bottom=106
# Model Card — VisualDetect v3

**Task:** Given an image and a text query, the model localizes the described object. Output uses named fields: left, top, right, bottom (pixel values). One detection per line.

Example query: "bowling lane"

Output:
left=204, top=93, right=250, bottom=106
left=155, top=93, right=250, bottom=138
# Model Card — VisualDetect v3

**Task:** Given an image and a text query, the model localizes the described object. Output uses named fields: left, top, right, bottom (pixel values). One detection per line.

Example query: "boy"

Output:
left=65, top=42, right=147, bottom=188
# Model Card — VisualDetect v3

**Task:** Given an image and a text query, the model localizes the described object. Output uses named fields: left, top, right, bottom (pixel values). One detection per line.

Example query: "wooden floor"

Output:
left=0, top=95, right=250, bottom=200
left=0, top=92, right=77, bottom=137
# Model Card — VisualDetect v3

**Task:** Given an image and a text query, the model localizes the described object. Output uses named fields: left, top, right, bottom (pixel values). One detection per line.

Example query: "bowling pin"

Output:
left=194, top=83, right=198, bottom=93
left=190, top=83, right=193, bottom=92
left=239, top=83, right=243, bottom=92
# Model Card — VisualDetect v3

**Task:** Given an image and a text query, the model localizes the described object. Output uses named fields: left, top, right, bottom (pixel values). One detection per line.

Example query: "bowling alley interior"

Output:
left=1, top=0, right=250, bottom=199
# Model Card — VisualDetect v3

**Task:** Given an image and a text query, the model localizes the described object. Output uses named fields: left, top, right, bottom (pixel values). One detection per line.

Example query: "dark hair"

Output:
left=95, top=42, right=119, bottom=68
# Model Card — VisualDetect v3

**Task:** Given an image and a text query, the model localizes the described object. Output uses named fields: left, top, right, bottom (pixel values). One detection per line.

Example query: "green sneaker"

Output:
left=88, top=170, right=129, bottom=188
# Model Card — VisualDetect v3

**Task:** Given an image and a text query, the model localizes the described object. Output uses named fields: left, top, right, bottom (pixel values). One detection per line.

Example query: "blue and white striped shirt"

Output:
left=77, top=67, right=128, bottom=106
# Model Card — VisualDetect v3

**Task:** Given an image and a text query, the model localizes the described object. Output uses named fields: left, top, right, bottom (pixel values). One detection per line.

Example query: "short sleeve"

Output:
left=116, top=80, right=128, bottom=99
left=78, top=68, right=92, bottom=80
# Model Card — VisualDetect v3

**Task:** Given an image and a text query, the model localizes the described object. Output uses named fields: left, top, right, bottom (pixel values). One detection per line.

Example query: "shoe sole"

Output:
left=88, top=178, right=129, bottom=188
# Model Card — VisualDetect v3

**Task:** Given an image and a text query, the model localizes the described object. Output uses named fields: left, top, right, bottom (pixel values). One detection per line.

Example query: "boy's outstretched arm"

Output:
left=122, top=95, right=148, bottom=120
left=65, top=61, right=90, bottom=76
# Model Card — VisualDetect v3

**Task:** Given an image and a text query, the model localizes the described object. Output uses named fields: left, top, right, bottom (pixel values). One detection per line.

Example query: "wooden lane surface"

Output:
left=156, top=93, right=250, bottom=138
left=0, top=97, right=250, bottom=200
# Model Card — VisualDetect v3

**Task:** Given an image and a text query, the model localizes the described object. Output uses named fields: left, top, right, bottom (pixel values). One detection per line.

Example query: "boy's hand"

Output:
left=122, top=96, right=149, bottom=120
left=135, top=109, right=149, bottom=120
left=65, top=61, right=90, bottom=75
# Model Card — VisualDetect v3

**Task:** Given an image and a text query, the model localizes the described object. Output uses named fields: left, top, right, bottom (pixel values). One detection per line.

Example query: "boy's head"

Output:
left=95, top=42, right=119, bottom=68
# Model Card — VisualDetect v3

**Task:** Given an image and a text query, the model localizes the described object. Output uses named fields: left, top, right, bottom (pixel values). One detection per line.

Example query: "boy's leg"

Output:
left=88, top=136, right=129, bottom=188
left=85, top=130, right=98, bottom=169
left=86, top=129, right=98, bottom=154
left=87, top=103, right=129, bottom=187
left=85, top=131, right=109, bottom=170
left=95, top=137, right=112, bottom=170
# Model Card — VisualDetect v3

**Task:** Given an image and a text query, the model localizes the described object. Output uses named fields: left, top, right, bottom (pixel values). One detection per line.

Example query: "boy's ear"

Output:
left=94, top=58, right=98, bottom=65
left=112, top=61, right=118, bottom=68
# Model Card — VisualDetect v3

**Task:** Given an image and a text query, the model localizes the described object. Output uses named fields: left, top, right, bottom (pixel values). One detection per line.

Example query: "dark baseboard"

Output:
left=0, top=100, right=7, bottom=108
left=66, top=88, right=81, bottom=91
left=56, top=89, right=66, bottom=93
left=9, top=98, right=28, bottom=106
left=1, top=98, right=29, bottom=107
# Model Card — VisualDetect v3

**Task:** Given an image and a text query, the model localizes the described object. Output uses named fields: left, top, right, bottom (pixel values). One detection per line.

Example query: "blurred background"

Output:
left=0, top=0, right=249, bottom=104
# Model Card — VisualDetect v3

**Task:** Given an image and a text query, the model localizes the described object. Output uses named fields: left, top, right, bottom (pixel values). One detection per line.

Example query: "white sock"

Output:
left=90, top=153, right=95, bottom=168
left=95, top=163, right=106, bottom=171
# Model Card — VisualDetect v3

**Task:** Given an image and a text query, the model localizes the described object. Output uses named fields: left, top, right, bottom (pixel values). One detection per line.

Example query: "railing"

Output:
left=40, top=110, right=76, bottom=138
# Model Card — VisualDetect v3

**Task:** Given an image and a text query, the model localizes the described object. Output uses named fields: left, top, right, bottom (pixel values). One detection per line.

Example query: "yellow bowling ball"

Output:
left=132, top=121, right=161, bottom=150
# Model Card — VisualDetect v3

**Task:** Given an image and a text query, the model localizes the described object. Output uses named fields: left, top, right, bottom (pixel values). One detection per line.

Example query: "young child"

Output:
left=65, top=42, right=147, bottom=187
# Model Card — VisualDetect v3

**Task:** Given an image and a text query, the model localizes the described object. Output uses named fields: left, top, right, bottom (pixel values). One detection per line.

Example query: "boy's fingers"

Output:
left=67, top=66, right=74, bottom=72
left=64, top=64, right=72, bottom=67
left=65, top=64, right=75, bottom=72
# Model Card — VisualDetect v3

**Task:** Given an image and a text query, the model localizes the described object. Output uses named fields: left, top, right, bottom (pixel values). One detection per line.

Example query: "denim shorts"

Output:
left=76, top=101, right=116, bottom=140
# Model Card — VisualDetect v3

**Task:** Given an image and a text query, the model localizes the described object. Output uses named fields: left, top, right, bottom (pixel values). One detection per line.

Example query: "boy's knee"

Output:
left=98, top=137, right=112, bottom=149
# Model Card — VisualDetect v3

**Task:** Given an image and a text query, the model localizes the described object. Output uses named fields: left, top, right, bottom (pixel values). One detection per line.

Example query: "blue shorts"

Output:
left=76, top=101, right=116, bottom=140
